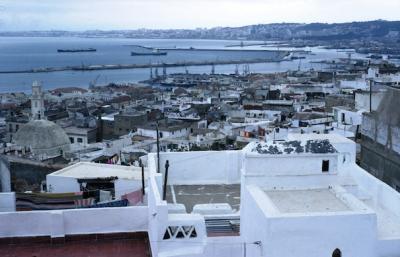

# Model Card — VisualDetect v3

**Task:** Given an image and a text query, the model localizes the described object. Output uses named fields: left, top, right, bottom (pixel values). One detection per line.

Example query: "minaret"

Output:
left=31, top=81, right=45, bottom=120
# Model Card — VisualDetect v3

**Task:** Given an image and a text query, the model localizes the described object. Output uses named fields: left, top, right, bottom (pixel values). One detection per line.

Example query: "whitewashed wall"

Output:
left=202, top=236, right=244, bottom=257
left=151, top=151, right=242, bottom=185
left=377, top=239, right=400, bottom=257
left=63, top=206, right=147, bottom=235
left=0, top=206, right=148, bottom=238
left=138, top=128, right=190, bottom=139
left=114, top=179, right=145, bottom=199
left=240, top=185, right=272, bottom=257
left=46, top=175, right=80, bottom=193
left=148, top=174, right=168, bottom=257
left=47, top=175, right=144, bottom=199
left=0, top=192, right=15, bottom=212
left=333, top=108, right=363, bottom=126
left=0, top=211, right=53, bottom=238
left=263, top=213, right=377, bottom=257
left=340, top=80, right=368, bottom=90
left=241, top=185, right=377, bottom=257
left=355, top=92, right=385, bottom=112
left=349, top=165, right=400, bottom=228
left=244, top=154, right=338, bottom=176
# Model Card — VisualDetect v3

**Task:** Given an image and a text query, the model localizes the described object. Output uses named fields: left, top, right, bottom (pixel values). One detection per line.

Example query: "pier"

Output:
left=0, top=56, right=289, bottom=74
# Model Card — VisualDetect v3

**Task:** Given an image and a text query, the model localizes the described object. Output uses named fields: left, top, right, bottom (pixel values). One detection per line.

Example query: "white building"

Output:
left=355, top=89, right=386, bottom=112
left=64, top=126, right=98, bottom=146
left=0, top=134, right=400, bottom=257
left=333, top=106, right=364, bottom=127
left=137, top=123, right=191, bottom=139
left=146, top=133, right=400, bottom=257
left=46, top=162, right=148, bottom=199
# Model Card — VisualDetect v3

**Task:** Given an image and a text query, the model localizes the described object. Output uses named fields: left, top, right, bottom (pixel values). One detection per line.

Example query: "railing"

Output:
left=205, top=216, right=240, bottom=236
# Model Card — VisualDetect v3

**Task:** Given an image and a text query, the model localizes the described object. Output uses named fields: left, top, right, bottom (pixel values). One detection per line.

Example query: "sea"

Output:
left=0, top=37, right=365, bottom=93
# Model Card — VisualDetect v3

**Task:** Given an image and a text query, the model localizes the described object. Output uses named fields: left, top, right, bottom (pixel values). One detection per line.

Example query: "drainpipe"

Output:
left=163, top=160, right=169, bottom=201
left=139, top=159, right=145, bottom=196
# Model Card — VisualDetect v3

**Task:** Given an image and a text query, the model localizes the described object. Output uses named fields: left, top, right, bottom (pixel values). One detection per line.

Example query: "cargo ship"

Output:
left=57, top=48, right=97, bottom=53
left=131, top=49, right=167, bottom=56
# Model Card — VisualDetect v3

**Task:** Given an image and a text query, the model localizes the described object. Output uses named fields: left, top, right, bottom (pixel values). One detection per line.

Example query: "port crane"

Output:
left=89, top=74, right=101, bottom=89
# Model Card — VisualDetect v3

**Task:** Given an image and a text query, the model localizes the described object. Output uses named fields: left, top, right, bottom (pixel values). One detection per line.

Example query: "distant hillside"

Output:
left=1, top=20, right=400, bottom=41
left=205, top=20, right=400, bottom=40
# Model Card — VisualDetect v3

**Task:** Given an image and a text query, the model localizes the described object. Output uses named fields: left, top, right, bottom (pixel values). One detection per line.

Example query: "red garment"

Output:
left=74, top=198, right=95, bottom=208
left=121, top=189, right=143, bottom=205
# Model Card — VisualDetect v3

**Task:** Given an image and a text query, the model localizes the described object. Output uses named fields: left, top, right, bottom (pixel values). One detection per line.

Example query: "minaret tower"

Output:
left=31, top=81, right=45, bottom=120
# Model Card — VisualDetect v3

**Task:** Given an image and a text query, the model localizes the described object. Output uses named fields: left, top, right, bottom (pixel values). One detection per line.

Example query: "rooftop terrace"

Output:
left=165, top=184, right=240, bottom=213
left=49, top=162, right=148, bottom=180
left=264, top=188, right=350, bottom=214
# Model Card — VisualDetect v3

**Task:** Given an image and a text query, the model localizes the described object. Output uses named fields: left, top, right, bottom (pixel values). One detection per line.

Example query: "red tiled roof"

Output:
left=109, top=95, right=132, bottom=103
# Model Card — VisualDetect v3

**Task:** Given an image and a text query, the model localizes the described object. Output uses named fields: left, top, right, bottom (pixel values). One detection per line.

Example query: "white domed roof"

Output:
left=14, top=120, right=71, bottom=158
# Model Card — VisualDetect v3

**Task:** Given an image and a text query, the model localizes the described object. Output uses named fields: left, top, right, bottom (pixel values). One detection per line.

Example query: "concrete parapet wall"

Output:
left=0, top=206, right=148, bottom=238
left=0, top=192, right=15, bottom=212
left=149, top=151, right=242, bottom=185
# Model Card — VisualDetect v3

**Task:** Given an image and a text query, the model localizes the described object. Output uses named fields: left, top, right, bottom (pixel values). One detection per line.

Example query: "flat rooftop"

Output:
left=265, top=189, right=350, bottom=213
left=166, top=184, right=240, bottom=213
left=49, top=162, right=148, bottom=180
left=64, top=126, right=96, bottom=135
left=250, top=139, right=337, bottom=155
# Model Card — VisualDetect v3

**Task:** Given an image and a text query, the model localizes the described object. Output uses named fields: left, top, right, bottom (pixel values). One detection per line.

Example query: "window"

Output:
left=322, top=160, right=330, bottom=172
left=332, top=249, right=341, bottom=257
left=69, top=137, right=74, bottom=143
left=77, top=138, right=83, bottom=143
left=341, top=113, right=345, bottom=123
left=15, top=124, right=19, bottom=131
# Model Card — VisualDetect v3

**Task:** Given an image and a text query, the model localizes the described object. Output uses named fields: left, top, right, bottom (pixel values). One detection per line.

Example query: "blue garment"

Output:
left=89, top=199, right=128, bottom=208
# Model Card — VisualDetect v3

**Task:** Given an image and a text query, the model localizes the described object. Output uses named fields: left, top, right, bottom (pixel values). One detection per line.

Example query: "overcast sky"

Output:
left=0, top=0, right=399, bottom=31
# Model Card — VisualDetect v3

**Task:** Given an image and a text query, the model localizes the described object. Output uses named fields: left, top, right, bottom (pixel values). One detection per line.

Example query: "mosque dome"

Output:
left=13, top=120, right=71, bottom=159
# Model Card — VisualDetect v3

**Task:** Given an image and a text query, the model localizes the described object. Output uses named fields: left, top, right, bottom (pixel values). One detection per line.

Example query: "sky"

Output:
left=0, top=0, right=399, bottom=31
